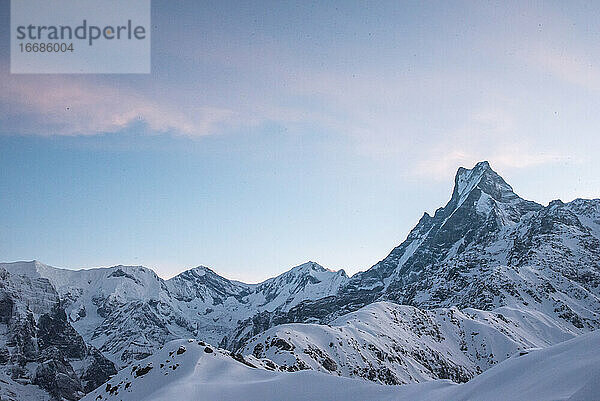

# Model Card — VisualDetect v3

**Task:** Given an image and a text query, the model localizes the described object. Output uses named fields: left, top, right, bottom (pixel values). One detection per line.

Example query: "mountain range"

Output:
left=1, top=161, right=599, bottom=400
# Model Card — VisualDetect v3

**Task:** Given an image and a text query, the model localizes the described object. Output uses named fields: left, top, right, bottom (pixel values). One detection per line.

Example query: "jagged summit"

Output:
left=445, top=161, right=541, bottom=225
left=290, top=261, right=347, bottom=278
left=346, top=162, right=542, bottom=293
left=453, top=161, right=511, bottom=201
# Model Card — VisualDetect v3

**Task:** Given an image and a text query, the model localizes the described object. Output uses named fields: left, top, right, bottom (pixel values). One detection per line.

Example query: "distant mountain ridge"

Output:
left=0, top=260, right=347, bottom=367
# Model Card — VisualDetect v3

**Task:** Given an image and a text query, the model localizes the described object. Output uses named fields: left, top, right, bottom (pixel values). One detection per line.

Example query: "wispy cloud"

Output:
left=0, top=77, right=235, bottom=136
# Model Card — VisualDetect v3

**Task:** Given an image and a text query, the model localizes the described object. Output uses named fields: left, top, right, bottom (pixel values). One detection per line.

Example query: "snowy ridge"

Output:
left=242, top=301, right=577, bottom=385
left=82, top=330, right=600, bottom=401
left=81, top=338, right=406, bottom=401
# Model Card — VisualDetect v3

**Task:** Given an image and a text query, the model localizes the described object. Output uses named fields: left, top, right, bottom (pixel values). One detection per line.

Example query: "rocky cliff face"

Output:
left=0, top=269, right=116, bottom=401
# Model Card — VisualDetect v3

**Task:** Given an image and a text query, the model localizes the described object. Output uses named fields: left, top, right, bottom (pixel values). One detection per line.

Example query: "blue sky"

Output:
left=1, top=1, right=599, bottom=282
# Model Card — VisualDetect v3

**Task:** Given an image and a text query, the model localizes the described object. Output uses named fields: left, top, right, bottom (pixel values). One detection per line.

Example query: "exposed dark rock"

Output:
left=231, top=352, right=256, bottom=368
left=134, top=364, right=153, bottom=377
left=81, top=347, right=118, bottom=393
left=33, top=349, right=83, bottom=401
left=0, top=269, right=116, bottom=400
left=38, top=305, right=87, bottom=359
left=0, top=295, right=13, bottom=323
left=108, top=268, right=139, bottom=283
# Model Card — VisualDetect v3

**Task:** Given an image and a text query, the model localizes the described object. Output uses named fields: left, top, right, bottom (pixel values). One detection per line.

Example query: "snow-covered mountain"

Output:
left=0, top=269, right=116, bottom=401
left=229, top=161, right=600, bottom=349
left=0, top=260, right=346, bottom=367
left=3, top=161, right=600, bottom=400
left=82, top=329, right=600, bottom=401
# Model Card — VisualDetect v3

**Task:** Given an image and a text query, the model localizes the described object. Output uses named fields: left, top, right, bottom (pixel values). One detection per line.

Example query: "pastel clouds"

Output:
left=0, top=76, right=234, bottom=136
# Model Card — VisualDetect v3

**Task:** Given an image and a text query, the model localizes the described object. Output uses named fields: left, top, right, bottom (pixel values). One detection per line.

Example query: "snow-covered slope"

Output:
left=0, top=261, right=346, bottom=367
left=82, top=330, right=600, bottom=401
left=434, top=329, right=600, bottom=401
left=81, top=338, right=417, bottom=401
left=242, top=301, right=577, bottom=385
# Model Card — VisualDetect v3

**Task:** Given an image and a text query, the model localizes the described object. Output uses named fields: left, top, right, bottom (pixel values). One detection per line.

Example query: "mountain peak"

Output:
left=290, top=261, right=324, bottom=273
left=172, top=265, right=231, bottom=283
left=449, top=161, right=530, bottom=210
left=190, top=265, right=214, bottom=274
left=453, top=161, right=502, bottom=198
left=288, top=262, right=348, bottom=277
left=445, top=161, right=543, bottom=225
left=270, top=262, right=328, bottom=279
left=456, top=160, right=491, bottom=175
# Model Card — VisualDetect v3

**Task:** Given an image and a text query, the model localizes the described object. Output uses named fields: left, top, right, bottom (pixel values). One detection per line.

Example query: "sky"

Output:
left=1, top=1, right=600, bottom=282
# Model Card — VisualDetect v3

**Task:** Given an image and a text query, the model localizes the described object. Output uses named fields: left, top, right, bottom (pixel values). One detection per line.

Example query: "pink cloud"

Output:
left=0, top=76, right=234, bottom=136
